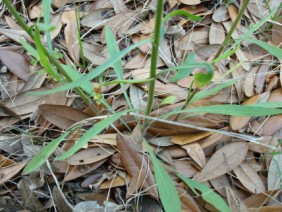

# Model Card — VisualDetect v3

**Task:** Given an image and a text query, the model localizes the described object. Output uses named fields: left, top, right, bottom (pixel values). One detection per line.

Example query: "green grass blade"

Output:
left=20, top=38, right=39, bottom=60
left=42, top=0, right=52, bottom=53
left=172, top=52, right=195, bottom=82
left=28, top=39, right=151, bottom=96
left=177, top=173, right=231, bottom=212
left=55, top=110, right=131, bottom=160
left=34, top=26, right=60, bottom=81
left=23, top=131, right=70, bottom=175
left=144, top=140, right=182, bottom=212
left=245, top=38, right=282, bottom=59
left=190, top=79, right=237, bottom=103
left=249, top=102, right=282, bottom=108
left=105, top=26, right=132, bottom=108
left=175, top=105, right=282, bottom=117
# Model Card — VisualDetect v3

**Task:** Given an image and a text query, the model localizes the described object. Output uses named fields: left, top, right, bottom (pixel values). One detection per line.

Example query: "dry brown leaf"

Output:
left=4, top=89, right=46, bottom=116
left=124, top=53, right=147, bottom=69
left=268, top=154, right=282, bottom=190
left=100, top=175, right=130, bottom=189
left=225, top=187, right=249, bottom=212
left=0, top=160, right=27, bottom=184
left=212, top=6, right=230, bottom=22
left=248, top=136, right=279, bottom=153
left=182, top=143, right=206, bottom=168
left=173, top=160, right=198, bottom=178
left=0, top=50, right=30, bottom=81
left=28, top=1, right=44, bottom=19
left=82, top=42, right=108, bottom=65
left=228, top=4, right=239, bottom=27
left=176, top=186, right=201, bottom=211
left=111, top=0, right=128, bottom=14
left=67, top=147, right=116, bottom=165
left=230, top=92, right=269, bottom=130
left=116, top=133, right=158, bottom=199
left=262, top=114, right=282, bottom=136
left=47, top=14, right=62, bottom=40
left=255, top=64, right=268, bottom=94
left=64, top=159, right=107, bottom=182
left=81, top=8, right=114, bottom=29
left=53, top=186, right=73, bottom=212
left=243, top=190, right=280, bottom=208
left=234, top=162, right=266, bottom=194
left=155, top=81, right=188, bottom=101
left=171, top=131, right=213, bottom=145
left=272, top=16, right=282, bottom=46
left=209, top=22, right=225, bottom=44
left=62, top=11, right=80, bottom=64
left=141, top=18, right=155, bottom=34
left=38, top=104, right=91, bottom=130
left=89, top=134, right=117, bottom=146
left=248, top=205, right=282, bottom=212
left=195, top=142, right=248, bottom=182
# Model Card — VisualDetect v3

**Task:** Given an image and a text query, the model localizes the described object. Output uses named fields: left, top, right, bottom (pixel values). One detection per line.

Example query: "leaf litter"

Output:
left=0, top=0, right=282, bottom=211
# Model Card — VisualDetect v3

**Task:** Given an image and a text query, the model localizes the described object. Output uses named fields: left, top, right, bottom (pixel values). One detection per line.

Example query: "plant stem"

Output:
left=145, top=0, right=165, bottom=117
left=214, top=0, right=251, bottom=60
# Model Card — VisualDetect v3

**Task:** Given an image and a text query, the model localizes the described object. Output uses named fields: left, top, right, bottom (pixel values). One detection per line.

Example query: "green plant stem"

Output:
left=145, top=0, right=165, bottom=117
left=214, top=0, right=251, bottom=60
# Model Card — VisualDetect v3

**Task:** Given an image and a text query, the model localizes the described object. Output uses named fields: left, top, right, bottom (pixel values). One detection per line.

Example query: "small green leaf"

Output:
left=246, top=38, right=282, bottom=60
left=194, top=63, right=214, bottom=88
left=23, top=131, right=70, bottom=175
left=172, top=52, right=195, bottom=82
left=55, top=110, right=131, bottom=160
left=144, top=140, right=182, bottom=212
left=20, top=38, right=39, bottom=60
left=160, top=96, right=177, bottom=106
left=177, top=173, right=231, bottom=212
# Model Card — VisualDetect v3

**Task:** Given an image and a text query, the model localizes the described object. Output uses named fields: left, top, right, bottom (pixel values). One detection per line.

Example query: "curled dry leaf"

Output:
left=233, top=162, right=266, bottom=194
left=195, top=142, right=248, bottom=182
left=62, top=11, right=80, bottom=64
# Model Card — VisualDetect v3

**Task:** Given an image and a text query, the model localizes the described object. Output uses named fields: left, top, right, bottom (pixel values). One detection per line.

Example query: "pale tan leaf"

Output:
left=209, top=22, right=225, bottom=44
left=100, top=175, right=130, bottom=189
left=228, top=4, right=239, bottom=27
left=111, top=0, right=128, bottom=14
left=173, top=160, right=198, bottom=178
left=124, top=53, right=147, bottom=69
left=171, top=131, right=213, bottom=145
left=225, top=187, right=249, bottom=212
left=179, top=0, right=201, bottom=6
left=268, top=154, right=282, bottom=190
left=28, top=1, right=44, bottom=19
left=82, top=42, right=108, bottom=65
left=67, top=147, right=116, bottom=165
left=234, top=162, right=266, bottom=193
left=62, top=11, right=80, bottom=64
left=212, top=6, right=229, bottom=22
left=0, top=50, right=30, bottom=81
left=176, top=186, right=201, bottom=211
left=263, top=114, right=282, bottom=136
left=81, top=8, right=115, bottom=29
left=89, top=134, right=117, bottom=146
left=141, top=18, right=155, bottom=34
left=255, top=64, right=268, bottom=94
left=195, top=142, right=248, bottom=182
left=271, top=16, right=282, bottom=46
left=248, top=205, right=282, bottom=212
left=182, top=143, right=206, bottom=168
left=248, top=136, right=279, bottom=153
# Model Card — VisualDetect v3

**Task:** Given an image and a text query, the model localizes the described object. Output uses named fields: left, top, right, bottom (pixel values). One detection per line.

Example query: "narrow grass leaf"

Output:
left=245, top=38, right=282, bottom=60
left=176, top=105, right=282, bottom=116
left=172, top=52, right=195, bottom=82
left=34, top=27, right=60, bottom=81
left=190, top=79, right=237, bottom=103
left=249, top=102, right=282, bottom=108
left=28, top=39, right=151, bottom=96
left=177, top=173, right=231, bottom=212
left=42, top=0, right=52, bottom=53
left=105, top=26, right=132, bottom=108
left=144, top=140, right=182, bottom=212
left=55, top=110, right=131, bottom=160
left=20, top=38, right=39, bottom=60
left=23, top=131, right=70, bottom=175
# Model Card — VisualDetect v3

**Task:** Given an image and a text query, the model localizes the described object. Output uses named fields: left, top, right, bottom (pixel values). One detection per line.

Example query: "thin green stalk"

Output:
left=145, top=0, right=165, bottom=116
left=214, top=0, right=251, bottom=60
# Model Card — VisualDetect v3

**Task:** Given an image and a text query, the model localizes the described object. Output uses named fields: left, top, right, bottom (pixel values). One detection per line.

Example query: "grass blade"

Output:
left=55, top=110, right=131, bottom=160
left=144, top=139, right=182, bottom=212
left=28, top=39, right=151, bottom=96
left=172, top=52, right=195, bottom=82
left=42, top=0, right=52, bottom=53
left=105, top=26, right=132, bottom=108
left=246, top=38, right=282, bottom=59
left=23, top=131, right=70, bottom=175
left=177, top=173, right=231, bottom=212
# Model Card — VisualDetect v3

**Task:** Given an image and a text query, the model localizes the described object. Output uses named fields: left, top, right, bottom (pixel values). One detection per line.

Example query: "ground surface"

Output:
left=0, top=0, right=281, bottom=211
